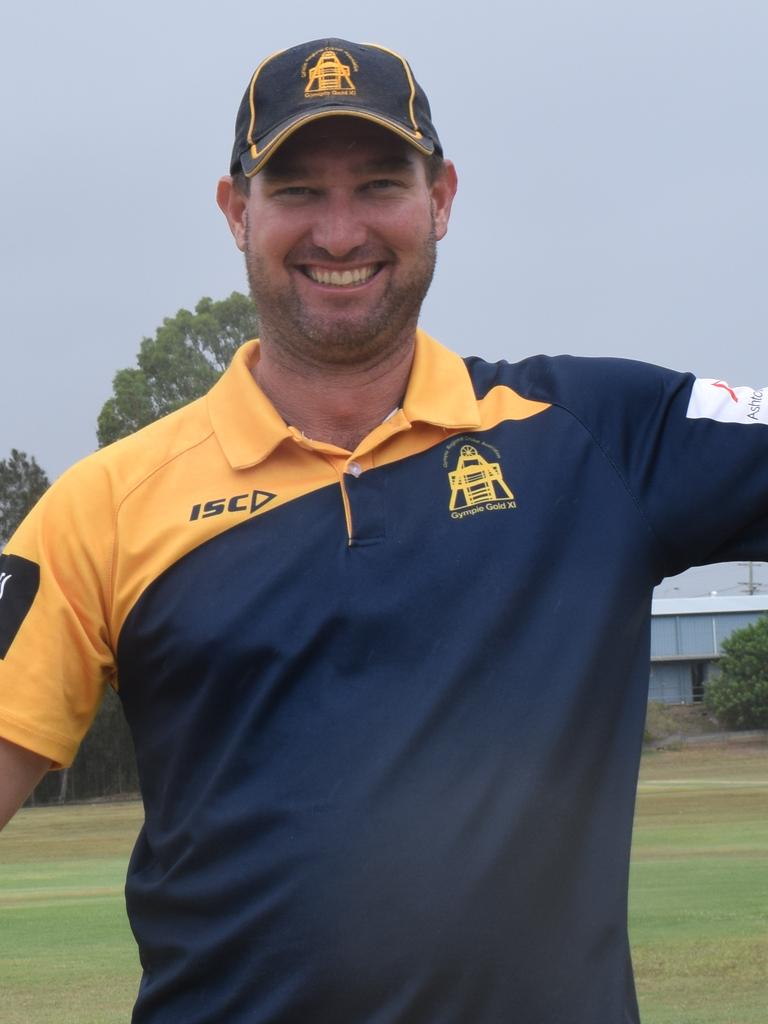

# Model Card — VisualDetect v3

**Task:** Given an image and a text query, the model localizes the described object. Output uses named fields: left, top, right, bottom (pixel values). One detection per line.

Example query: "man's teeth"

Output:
left=306, top=265, right=378, bottom=287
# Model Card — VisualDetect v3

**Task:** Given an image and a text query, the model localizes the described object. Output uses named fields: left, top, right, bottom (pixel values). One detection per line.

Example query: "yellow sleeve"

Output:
left=0, top=457, right=116, bottom=768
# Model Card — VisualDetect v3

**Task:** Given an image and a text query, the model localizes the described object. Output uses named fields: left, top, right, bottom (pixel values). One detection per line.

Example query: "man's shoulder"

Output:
left=49, top=395, right=215, bottom=512
left=462, top=351, right=691, bottom=417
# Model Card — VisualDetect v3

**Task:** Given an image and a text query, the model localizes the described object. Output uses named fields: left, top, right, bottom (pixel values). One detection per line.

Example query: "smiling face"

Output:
left=217, top=118, right=456, bottom=370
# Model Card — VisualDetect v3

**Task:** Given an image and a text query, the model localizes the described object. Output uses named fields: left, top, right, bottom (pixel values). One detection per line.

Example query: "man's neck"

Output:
left=253, top=335, right=416, bottom=453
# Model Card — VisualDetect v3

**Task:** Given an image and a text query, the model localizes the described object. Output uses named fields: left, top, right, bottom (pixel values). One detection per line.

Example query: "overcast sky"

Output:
left=1, top=1, right=766, bottom=596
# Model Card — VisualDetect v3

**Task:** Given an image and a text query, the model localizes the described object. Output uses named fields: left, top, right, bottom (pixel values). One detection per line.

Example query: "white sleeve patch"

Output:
left=686, top=379, right=767, bottom=426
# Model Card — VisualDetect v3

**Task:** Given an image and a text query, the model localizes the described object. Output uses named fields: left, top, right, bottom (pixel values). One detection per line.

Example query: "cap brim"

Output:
left=237, top=107, right=435, bottom=177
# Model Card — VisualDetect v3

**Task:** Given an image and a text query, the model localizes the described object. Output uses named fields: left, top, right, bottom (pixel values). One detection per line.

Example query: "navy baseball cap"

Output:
left=230, top=38, right=443, bottom=177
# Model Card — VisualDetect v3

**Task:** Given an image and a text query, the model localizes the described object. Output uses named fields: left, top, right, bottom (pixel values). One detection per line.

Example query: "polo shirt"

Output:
left=1, top=331, right=767, bottom=1023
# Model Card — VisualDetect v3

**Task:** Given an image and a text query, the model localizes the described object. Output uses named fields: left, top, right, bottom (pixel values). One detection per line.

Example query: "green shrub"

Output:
left=705, top=616, right=768, bottom=730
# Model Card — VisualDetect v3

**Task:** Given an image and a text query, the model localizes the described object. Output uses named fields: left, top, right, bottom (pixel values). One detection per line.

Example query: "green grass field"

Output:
left=630, top=744, right=767, bottom=1023
left=1, top=745, right=766, bottom=1023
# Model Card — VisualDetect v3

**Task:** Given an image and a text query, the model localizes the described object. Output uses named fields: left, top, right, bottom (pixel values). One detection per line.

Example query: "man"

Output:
left=1, top=37, right=766, bottom=1023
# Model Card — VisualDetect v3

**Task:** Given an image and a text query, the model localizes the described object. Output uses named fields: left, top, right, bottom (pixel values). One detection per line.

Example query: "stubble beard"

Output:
left=244, top=223, right=438, bottom=370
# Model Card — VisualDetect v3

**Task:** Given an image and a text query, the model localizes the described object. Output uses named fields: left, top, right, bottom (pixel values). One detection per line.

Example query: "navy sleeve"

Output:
left=513, top=355, right=768, bottom=577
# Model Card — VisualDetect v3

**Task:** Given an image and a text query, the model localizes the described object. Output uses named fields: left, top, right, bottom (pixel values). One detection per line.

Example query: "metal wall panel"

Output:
left=650, top=617, right=679, bottom=657
left=678, top=616, right=717, bottom=655
left=648, top=663, right=692, bottom=703
left=652, top=610, right=765, bottom=657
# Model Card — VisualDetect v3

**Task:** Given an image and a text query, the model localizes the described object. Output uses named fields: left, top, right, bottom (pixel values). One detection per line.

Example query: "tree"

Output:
left=97, top=292, right=259, bottom=446
left=705, top=616, right=768, bottom=729
left=0, top=449, right=50, bottom=546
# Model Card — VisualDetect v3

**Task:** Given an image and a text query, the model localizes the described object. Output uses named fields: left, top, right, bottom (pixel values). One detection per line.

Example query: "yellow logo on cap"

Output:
left=303, top=48, right=357, bottom=97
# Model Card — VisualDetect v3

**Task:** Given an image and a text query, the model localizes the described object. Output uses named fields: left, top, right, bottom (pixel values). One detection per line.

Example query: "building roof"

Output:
left=652, top=595, right=768, bottom=617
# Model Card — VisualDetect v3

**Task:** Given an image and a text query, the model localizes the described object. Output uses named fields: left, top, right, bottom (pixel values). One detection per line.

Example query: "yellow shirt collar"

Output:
left=207, top=330, right=482, bottom=470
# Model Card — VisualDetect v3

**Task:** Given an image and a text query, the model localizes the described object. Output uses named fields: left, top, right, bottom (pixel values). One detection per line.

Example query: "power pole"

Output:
left=738, top=561, right=763, bottom=595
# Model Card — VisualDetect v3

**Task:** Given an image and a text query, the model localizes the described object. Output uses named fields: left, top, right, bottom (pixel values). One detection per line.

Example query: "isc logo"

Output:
left=189, top=489, right=276, bottom=522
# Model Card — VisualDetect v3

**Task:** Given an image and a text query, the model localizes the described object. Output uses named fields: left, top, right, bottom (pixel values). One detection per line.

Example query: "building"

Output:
left=650, top=596, right=768, bottom=704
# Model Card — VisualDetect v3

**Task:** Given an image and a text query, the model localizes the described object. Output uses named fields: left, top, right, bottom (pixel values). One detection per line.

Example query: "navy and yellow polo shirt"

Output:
left=1, top=332, right=767, bottom=1023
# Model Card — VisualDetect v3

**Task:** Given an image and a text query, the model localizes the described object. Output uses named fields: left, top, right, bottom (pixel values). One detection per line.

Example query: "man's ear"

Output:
left=216, top=176, right=248, bottom=251
left=430, top=160, right=458, bottom=241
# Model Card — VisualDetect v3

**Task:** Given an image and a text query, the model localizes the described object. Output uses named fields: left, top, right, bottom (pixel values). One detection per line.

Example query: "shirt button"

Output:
left=347, top=461, right=363, bottom=478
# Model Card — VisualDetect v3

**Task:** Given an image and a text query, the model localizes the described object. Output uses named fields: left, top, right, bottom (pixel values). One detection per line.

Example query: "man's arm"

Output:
left=0, top=735, right=50, bottom=829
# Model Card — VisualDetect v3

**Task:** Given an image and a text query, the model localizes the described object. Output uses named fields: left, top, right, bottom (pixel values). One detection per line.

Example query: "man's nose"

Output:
left=309, top=196, right=368, bottom=258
